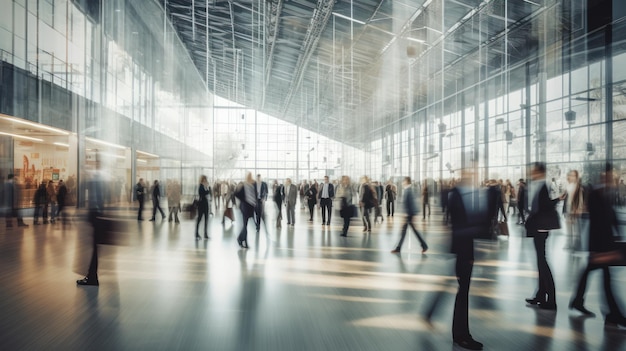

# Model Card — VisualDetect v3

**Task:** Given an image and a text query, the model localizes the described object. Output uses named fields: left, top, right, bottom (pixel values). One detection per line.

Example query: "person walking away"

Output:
left=149, top=180, right=166, bottom=221
left=391, top=177, right=428, bottom=254
left=196, top=175, right=211, bottom=239
left=524, top=163, right=564, bottom=311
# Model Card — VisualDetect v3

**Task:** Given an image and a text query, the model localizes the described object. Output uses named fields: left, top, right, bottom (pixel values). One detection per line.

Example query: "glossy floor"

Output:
left=1, top=205, right=625, bottom=351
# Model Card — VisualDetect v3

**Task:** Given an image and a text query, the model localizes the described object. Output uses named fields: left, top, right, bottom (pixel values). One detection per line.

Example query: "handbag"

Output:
left=589, top=242, right=626, bottom=266
left=498, top=221, right=509, bottom=236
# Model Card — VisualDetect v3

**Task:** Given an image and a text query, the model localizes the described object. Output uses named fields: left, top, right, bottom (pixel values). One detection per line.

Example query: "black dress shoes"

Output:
left=604, top=314, right=626, bottom=328
left=525, top=298, right=543, bottom=305
left=569, top=301, right=595, bottom=316
left=76, top=277, right=99, bottom=286
left=453, top=338, right=483, bottom=350
left=538, top=302, right=557, bottom=311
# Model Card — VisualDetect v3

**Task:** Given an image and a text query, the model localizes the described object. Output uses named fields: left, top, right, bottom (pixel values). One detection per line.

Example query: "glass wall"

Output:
left=0, top=0, right=213, bottom=206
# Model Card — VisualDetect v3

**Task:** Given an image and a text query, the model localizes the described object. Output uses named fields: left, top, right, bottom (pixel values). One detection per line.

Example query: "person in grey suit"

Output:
left=283, top=178, right=298, bottom=226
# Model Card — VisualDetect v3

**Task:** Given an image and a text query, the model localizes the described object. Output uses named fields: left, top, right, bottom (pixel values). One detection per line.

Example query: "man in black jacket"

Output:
left=525, top=163, right=564, bottom=311
left=135, top=178, right=145, bottom=221
left=318, top=175, right=335, bottom=226
left=446, top=168, right=490, bottom=350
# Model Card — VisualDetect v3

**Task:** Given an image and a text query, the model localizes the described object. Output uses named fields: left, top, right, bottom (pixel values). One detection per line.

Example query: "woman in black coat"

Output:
left=196, top=175, right=211, bottom=240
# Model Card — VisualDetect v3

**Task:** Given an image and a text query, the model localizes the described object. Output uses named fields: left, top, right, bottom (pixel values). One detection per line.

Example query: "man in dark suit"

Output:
left=569, top=163, right=626, bottom=327
left=525, top=162, right=564, bottom=310
left=385, top=181, right=396, bottom=217
left=135, top=178, right=145, bottom=221
left=284, top=178, right=298, bottom=226
left=77, top=157, right=105, bottom=286
left=446, top=168, right=490, bottom=350
left=254, top=174, right=268, bottom=232
left=391, top=177, right=427, bottom=254
left=235, top=173, right=256, bottom=249
left=516, top=179, right=527, bottom=225
left=299, top=180, right=309, bottom=210
left=318, top=175, right=335, bottom=225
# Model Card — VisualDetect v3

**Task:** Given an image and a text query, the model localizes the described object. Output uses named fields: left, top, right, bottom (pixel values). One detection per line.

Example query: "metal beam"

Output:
left=281, top=0, right=335, bottom=115
left=262, top=0, right=284, bottom=109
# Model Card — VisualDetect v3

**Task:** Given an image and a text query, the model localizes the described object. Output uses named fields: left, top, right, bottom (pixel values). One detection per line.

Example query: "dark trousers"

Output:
left=5, top=206, right=25, bottom=226
left=532, top=232, right=556, bottom=304
left=196, top=206, right=209, bottom=236
left=395, top=215, right=428, bottom=250
left=453, top=256, right=473, bottom=340
left=308, top=202, right=315, bottom=220
left=137, top=198, right=144, bottom=220
left=573, top=264, right=624, bottom=318
left=342, top=212, right=351, bottom=235
left=517, top=205, right=526, bottom=223
left=238, top=210, right=254, bottom=243
left=86, top=212, right=100, bottom=281
left=362, top=207, right=372, bottom=230
left=422, top=202, right=430, bottom=219
left=152, top=198, right=165, bottom=219
left=387, top=200, right=394, bottom=216
left=320, top=198, right=332, bottom=224
left=254, top=201, right=264, bottom=231
left=34, top=203, right=47, bottom=222
left=274, top=200, right=283, bottom=222
left=56, top=201, right=65, bottom=218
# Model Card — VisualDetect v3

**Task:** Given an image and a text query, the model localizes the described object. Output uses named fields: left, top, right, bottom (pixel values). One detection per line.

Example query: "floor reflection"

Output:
left=1, top=206, right=624, bottom=350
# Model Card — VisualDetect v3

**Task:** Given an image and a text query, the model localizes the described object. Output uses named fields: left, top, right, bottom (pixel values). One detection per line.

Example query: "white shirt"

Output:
left=321, top=183, right=330, bottom=198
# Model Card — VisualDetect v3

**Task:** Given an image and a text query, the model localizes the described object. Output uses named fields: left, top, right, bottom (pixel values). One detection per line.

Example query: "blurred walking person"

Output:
left=318, top=176, right=334, bottom=226
left=149, top=180, right=166, bottom=221
left=385, top=180, right=396, bottom=217
left=569, top=163, right=626, bottom=328
left=272, top=180, right=284, bottom=227
left=254, top=174, right=268, bottom=233
left=422, top=181, right=431, bottom=219
left=4, top=174, right=28, bottom=228
left=391, top=177, right=428, bottom=254
left=446, top=168, right=490, bottom=350
left=196, top=175, right=211, bottom=240
left=167, top=180, right=181, bottom=223
left=524, top=163, right=563, bottom=311
left=135, top=178, right=146, bottom=221
left=516, top=179, right=527, bottom=225
left=33, top=181, right=48, bottom=224
left=76, top=157, right=106, bottom=286
left=46, top=180, right=57, bottom=223
left=338, top=176, right=354, bottom=237
left=235, top=173, right=256, bottom=248
left=56, top=180, right=68, bottom=220
left=563, top=170, right=585, bottom=250
left=359, top=176, right=376, bottom=233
